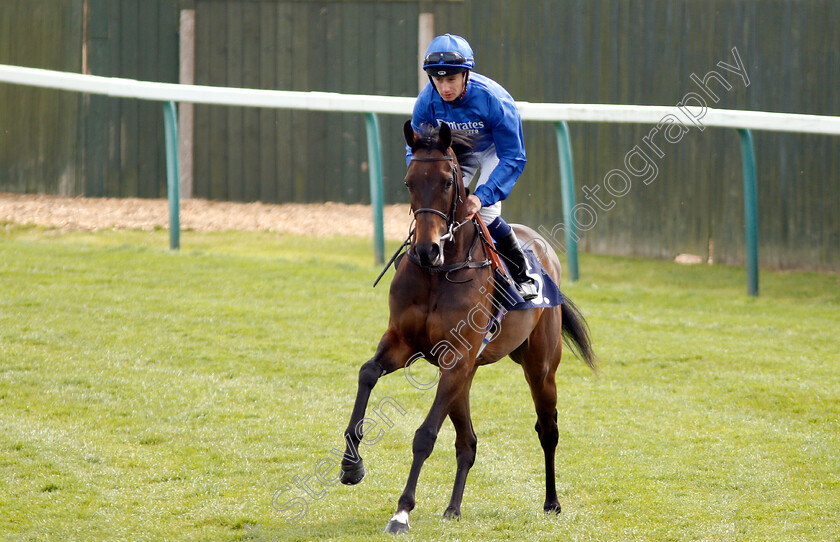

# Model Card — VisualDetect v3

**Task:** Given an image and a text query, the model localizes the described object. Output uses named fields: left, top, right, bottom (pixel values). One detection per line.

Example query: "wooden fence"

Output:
left=0, top=0, right=838, bottom=270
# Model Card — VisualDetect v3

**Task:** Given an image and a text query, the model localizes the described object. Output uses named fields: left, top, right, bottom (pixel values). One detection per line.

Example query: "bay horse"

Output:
left=339, top=121, right=596, bottom=534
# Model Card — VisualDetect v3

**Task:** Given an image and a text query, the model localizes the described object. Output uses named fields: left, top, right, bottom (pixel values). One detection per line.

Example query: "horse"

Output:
left=339, top=120, right=596, bottom=534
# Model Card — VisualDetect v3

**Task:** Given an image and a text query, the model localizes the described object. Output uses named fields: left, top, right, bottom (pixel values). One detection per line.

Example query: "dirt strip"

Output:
left=0, top=193, right=412, bottom=240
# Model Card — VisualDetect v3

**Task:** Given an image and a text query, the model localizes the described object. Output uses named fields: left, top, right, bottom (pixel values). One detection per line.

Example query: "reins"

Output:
left=406, top=220, right=491, bottom=283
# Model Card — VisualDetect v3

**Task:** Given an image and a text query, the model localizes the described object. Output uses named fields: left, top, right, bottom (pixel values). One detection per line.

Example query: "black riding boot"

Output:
left=494, top=230, right=538, bottom=300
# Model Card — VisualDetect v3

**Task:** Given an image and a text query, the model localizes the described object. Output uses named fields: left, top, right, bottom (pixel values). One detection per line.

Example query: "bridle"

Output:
left=404, top=154, right=490, bottom=282
left=408, top=155, right=471, bottom=244
left=409, top=155, right=460, bottom=234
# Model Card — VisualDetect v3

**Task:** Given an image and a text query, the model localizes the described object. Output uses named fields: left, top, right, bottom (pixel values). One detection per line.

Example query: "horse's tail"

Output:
left=560, top=295, right=597, bottom=373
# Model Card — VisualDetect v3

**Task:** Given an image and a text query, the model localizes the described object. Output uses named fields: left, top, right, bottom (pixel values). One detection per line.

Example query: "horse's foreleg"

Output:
left=340, top=330, right=410, bottom=485
left=443, top=368, right=478, bottom=520
left=384, top=366, right=471, bottom=534
left=338, top=360, right=381, bottom=485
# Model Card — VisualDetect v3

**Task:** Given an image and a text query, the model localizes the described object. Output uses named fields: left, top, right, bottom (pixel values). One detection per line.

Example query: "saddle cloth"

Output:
left=493, top=240, right=564, bottom=311
left=476, top=240, right=565, bottom=355
left=472, top=215, right=563, bottom=312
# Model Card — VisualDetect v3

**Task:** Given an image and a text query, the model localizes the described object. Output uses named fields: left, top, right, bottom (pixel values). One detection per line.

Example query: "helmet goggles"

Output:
left=424, top=51, right=468, bottom=66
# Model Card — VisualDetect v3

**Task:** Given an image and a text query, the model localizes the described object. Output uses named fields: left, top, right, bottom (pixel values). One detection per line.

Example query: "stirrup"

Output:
left=515, top=279, right=538, bottom=301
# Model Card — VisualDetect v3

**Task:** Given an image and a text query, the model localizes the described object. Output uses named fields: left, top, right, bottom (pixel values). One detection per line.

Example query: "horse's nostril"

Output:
left=417, top=243, right=443, bottom=267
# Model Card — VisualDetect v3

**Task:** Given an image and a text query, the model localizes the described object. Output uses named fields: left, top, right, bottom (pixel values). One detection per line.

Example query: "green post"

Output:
left=554, top=121, right=579, bottom=281
left=365, top=112, right=385, bottom=265
left=738, top=128, right=759, bottom=296
left=163, top=101, right=180, bottom=251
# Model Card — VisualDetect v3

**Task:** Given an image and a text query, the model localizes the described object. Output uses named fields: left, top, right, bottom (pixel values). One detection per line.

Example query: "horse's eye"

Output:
left=445, top=177, right=455, bottom=188
left=404, top=180, right=412, bottom=191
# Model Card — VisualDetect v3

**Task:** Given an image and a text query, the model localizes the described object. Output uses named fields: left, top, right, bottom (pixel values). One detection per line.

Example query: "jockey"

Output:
left=407, top=33, right=538, bottom=300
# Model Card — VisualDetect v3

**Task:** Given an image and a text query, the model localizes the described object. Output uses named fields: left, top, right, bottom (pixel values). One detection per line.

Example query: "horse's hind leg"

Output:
left=516, top=339, right=563, bottom=514
left=443, top=368, right=478, bottom=520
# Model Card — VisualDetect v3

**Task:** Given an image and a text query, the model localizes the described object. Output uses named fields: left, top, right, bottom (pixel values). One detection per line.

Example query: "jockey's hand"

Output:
left=465, top=195, right=482, bottom=219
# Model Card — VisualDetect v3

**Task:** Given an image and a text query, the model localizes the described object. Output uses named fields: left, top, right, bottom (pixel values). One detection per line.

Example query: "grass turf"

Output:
left=0, top=226, right=838, bottom=541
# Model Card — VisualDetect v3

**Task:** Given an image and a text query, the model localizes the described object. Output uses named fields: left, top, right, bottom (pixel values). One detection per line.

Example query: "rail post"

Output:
left=738, top=128, right=759, bottom=296
left=163, top=101, right=180, bottom=251
left=365, top=112, right=385, bottom=265
left=554, top=121, right=579, bottom=281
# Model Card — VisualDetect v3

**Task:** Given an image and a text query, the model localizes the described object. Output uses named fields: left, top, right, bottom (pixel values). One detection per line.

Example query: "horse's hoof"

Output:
left=442, top=506, right=461, bottom=520
left=543, top=501, right=562, bottom=515
left=339, top=460, right=365, bottom=485
left=384, top=511, right=410, bottom=534
left=384, top=518, right=410, bottom=534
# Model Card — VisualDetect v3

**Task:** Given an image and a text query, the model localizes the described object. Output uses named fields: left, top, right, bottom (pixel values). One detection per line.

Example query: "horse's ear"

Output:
left=438, top=121, right=452, bottom=150
left=403, top=120, right=416, bottom=148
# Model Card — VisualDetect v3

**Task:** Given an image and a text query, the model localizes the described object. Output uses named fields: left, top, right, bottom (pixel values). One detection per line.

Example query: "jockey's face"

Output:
left=432, top=72, right=467, bottom=102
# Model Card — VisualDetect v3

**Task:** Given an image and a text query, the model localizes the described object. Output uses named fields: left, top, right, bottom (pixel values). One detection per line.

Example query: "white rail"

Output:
left=3, top=64, right=840, bottom=135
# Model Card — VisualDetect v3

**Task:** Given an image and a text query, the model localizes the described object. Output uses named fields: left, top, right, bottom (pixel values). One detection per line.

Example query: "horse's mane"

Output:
left=411, top=124, right=479, bottom=170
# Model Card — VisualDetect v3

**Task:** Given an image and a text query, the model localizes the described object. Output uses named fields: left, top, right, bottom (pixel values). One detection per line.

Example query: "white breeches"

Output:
left=460, top=145, right=502, bottom=223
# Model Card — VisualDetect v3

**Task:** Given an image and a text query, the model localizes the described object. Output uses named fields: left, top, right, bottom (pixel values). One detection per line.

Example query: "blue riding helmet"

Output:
left=423, top=34, right=475, bottom=77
